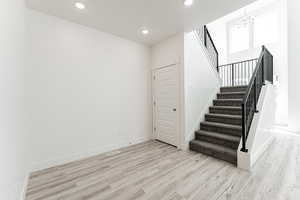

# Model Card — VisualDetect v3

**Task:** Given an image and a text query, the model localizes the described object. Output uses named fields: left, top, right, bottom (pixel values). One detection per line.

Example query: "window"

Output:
left=254, top=12, right=278, bottom=47
left=227, top=10, right=279, bottom=54
left=229, top=23, right=250, bottom=53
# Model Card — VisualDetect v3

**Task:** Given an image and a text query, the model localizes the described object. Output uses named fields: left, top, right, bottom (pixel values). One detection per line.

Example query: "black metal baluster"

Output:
left=247, top=61, right=250, bottom=84
left=242, top=62, right=244, bottom=85
left=228, top=65, right=230, bottom=87
left=245, top=61, right=247, bottom=84
left=241, top=103, right=248, bottom=152
left=226, top=65, right=228, bottom=86
left=262, top=55, right=265, bottom=85
left=232, top=64, right=234, bottom=86
left=238, top=63, right=241, bottom=86
left=222, top=66, right=224, bottom=87
left=224, top=66, right=226, bottom=87
left=204, top=26, right=207, bottom=47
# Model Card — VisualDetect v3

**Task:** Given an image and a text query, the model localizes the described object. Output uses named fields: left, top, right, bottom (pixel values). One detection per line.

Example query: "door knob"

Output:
left=173, top=108, right=177, bottom=111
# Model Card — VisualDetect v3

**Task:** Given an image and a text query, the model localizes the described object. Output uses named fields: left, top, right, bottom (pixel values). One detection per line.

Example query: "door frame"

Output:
left=151, top=63, right=183, bottom=148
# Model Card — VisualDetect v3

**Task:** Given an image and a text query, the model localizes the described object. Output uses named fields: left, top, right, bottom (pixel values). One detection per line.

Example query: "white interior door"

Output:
left=153, top=64, right=180, bottom=147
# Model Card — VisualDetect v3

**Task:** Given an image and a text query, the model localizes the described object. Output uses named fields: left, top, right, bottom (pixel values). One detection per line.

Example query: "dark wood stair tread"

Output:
left=190, top=140, right=237, bottom=164
left=195, top=130, right=240, bottom=143
left=210, top=106, right=241, bottom=110
left=200, top=121, right=242, bottom=130
left=219, top=91, right=245, bottom=95
left=220, top=85, right=247, bottom=90
left=190, top=140, right=236, bottom=155
left=214, top=99, right=243, bottom=101
left=205, top=113, right=242, bottom=119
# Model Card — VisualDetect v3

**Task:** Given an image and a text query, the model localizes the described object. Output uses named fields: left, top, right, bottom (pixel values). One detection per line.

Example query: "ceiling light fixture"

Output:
left=141, top=28, right=149, bottom=35
left=183, top=0, right=194, bottom=7
left=75, top=2, right=85, bottom=10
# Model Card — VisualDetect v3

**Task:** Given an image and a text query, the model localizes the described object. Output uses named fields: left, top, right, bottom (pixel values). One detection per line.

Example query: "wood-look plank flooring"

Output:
left=26, top=132, right=300, bottom=200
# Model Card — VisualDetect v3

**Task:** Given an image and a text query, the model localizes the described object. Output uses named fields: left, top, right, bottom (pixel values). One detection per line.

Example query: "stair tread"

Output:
left=201, top=121, right=242, bottom=130
left=205, top=113, right=242, bottom=119
left=210, top=106, right=241, bottom=110
left=190, top=140, right=236, bottom=157
left=218, top=91, right=245, bottom=95
left=221, top=85, right=247, bottom=89
left=214, top=99, right=243, bottom=101
left=195, top=130, right=241, bottom=142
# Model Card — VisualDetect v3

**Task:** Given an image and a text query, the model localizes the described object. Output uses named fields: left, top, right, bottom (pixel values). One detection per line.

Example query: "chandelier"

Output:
left=236, top=9, right=255, bottom=28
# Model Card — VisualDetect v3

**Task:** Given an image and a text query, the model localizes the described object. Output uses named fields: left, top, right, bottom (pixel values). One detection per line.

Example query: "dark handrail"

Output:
left=242, top=54, right=264, bottom=102
left=241, top=46, right=273, bottom=152
left=219, top=58, right=258, bottom=68
left=204, top=26, right=219, bottom=58
left=203, top=25, right=219, bottom=70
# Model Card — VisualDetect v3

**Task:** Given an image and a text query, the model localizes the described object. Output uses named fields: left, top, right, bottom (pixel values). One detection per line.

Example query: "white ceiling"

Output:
left=26, top=0, right=258, bottom=46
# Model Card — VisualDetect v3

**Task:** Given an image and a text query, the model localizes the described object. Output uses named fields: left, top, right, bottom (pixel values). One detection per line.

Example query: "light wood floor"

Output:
left=26, top=132, right=300, bottom=200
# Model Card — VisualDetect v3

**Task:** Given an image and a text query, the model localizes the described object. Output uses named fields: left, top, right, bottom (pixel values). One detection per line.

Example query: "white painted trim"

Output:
left=178, top=60, right=185, bottom=149
left=29, top=137, right=150, bottom=172
left=237, top=150, right=250, bottom=171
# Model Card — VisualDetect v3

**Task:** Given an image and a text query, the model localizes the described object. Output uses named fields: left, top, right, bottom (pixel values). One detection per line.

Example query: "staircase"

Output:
left=190, top=85, right=247, bottom=165
left=192, top=26, right=274, bottom=166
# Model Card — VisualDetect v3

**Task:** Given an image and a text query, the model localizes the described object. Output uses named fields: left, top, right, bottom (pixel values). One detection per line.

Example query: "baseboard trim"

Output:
left=29, top=137, right=151, bottom=172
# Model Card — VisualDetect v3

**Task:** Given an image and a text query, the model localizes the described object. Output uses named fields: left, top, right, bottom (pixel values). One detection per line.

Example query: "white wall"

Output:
left=183, top=32, right=220, bottom=149
left=207, top=21, right=228, bottom=65
left=151, top=34, right=184, bottom=69
left=0, top=0, right=28, bottom=199
left=26, top=10, right=152, bottom=171
left=287, top=0, right=300, bottom=133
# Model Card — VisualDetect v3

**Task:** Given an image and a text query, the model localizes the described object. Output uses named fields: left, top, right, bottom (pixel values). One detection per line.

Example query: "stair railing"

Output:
left=241, top=46, right=273, bottom=152
left=195, top=25, right=219, bottom=71
left=204, top=25, right=219, bottom=71
left=218, top=59, right=258, bottom=87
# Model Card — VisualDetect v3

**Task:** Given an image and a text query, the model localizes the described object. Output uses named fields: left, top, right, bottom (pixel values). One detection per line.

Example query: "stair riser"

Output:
left=209, top=108, right=242, bottom=115
left=190, top=142, right=237, bottom=164
left=217, top=93, right=244, bottom=99
left=195, top=134, right=240, bottom=149
left=205, top=115, right=241, bottom=126
left=200, top=124, right=241, bottom=136
left=213, top=100, right=242, bottom=107
left=220, top=87, right=247, bottom=93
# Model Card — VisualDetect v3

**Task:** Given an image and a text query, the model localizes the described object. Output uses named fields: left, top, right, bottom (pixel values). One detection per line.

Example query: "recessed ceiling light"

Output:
left=141, top=29, right=149, bottom=35
left=75, top=2, right=85, bottom=10
left=183, top=0, right=194, bottom=7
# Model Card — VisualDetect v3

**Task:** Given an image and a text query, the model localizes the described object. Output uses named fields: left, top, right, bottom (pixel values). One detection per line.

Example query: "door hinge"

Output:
left=154, top=127, right=156, bottom=131
left=153, top=101, right=156, bottom=106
